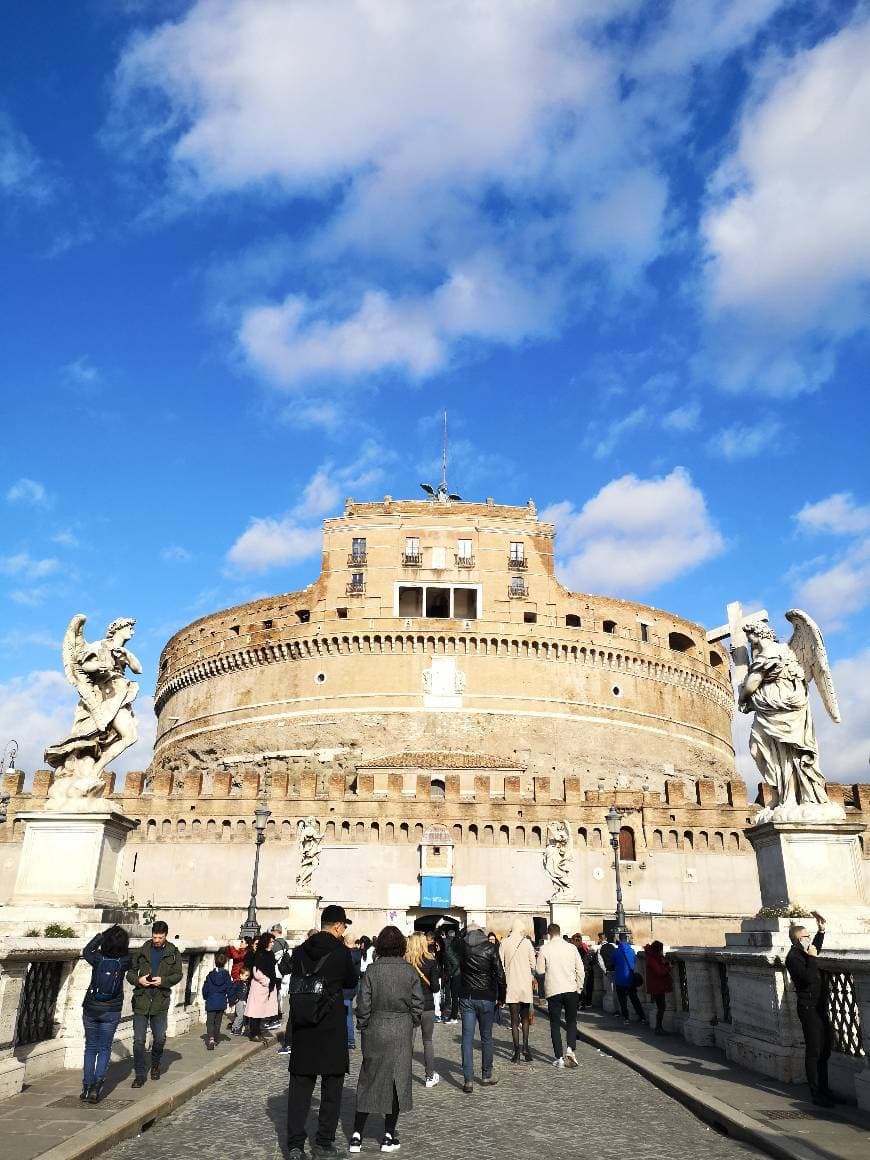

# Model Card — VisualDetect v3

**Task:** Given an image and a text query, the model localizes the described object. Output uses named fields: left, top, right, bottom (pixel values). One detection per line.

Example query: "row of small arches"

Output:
left=136, top=817, right=745, bottom=853
left=157, top=631, right=730, bottom=714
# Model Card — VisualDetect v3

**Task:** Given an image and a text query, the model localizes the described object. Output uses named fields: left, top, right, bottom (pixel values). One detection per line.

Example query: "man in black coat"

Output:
left=785, top=910, right=837, bottom=1109
left=448, top=923, right=507, bottom=1093
left=286, top=905, right=359, bottom=1160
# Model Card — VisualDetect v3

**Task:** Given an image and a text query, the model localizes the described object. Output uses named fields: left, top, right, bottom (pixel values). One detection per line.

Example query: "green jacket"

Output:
left=126, top=940, right=184, bottom=1016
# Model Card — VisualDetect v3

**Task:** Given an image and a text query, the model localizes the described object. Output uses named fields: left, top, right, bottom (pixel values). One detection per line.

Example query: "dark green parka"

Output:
left=126, top=940, right=184, bottom=1016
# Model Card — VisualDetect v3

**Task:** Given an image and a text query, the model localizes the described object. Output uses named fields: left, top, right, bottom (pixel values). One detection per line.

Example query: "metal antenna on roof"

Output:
left=420, top=410, right=462, bottom=502
left=442, top=411, right=448, bottom=492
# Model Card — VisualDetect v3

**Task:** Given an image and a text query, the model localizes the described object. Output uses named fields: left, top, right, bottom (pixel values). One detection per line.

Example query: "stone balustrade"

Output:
left=660, top=946, right=870, bottom=1112
left=0, top=937, right=215, bottom=1099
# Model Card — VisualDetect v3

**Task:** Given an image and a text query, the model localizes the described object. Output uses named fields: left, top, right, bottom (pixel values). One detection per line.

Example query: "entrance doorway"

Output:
left=409, top=908, right=464, bottom=932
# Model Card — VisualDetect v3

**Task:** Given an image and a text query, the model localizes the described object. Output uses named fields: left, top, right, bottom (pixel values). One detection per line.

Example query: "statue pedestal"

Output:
left=745, top=820, right=870, bottom=939
left=11, top=810, right=138, bottom=909
left=549, top=897, right=584, bottom=935
left=287, top=893, right=320, bottom=942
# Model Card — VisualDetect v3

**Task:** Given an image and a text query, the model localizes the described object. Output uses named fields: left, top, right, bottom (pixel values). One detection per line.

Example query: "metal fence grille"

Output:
left=677, top=961, right=690, bottom=1012
left=822, top=970, right=864, bottom=1057
left=15, top=960, right=64, bottom=1046
left=717, top=962, right=732, bottom=1023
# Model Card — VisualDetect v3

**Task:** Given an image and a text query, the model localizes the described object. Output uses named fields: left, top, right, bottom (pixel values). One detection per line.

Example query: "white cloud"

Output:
left=61, top=356, right=103, bottom=393
left=792, top=540, right=870, bottom=630
left=790, top=491, right=870, bottom=629
left=542, top=467, right=725, bottom=595
left=6, top=478, right=49, bottom=507
left=227, top=443, right=390, bottom=572
left=0, top=672, right=156, bottom=781
left=226, top=519, right=322, bottom=573
left=815, top=649, right=870, bottom=782
left=706, top=416, right=783, bottom=460
left=161, top=545, right=193, bottom=562
left=239, top=253, right=556, bottom=386
left=702, top=17, right=870, bottom=392
left=796, top=493, right=870, bottom=536
left=0, top=112, right=52, bottom=202
left=52, top=529, right=79, bottom=548
left=592, top=407, right=648, bottom=459
left=0, top=552, right=59, bottom=581
left=661, top=400, right=701, bottom=432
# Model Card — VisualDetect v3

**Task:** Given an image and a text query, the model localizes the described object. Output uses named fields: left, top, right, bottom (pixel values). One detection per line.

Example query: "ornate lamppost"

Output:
left=605, top=805, right=627, bottom=937
left=239, top=801, right=272, bottom=940
left=0, top=740, right=18, bottom=824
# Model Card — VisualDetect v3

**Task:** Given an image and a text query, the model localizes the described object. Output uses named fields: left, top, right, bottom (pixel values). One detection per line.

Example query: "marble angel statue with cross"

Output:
left=737, top=610, right=843, bottom=823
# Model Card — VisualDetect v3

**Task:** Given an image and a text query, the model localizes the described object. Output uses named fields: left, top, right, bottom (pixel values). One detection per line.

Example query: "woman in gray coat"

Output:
left=350, top=926, right=424, bottom=1154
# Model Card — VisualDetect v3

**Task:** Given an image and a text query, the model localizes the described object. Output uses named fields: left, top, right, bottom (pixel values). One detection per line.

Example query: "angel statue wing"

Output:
left=785, top=608, right=841, bottom=723
left=61, top=614, right=101, bottom=720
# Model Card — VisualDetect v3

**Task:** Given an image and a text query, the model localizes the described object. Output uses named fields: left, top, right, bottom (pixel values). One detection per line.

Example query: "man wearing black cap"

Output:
left=286, top=905, right=359, bottom=1160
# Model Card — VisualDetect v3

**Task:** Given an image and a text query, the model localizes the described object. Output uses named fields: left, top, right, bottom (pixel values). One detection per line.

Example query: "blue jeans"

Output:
left=460, top=997, right=495, bottom=1081
left=343, top=990, right=355, bottom=1046
left=132, top=1011, right=168, bottom=1077
left=82, top=1008, right=121, bottom=1086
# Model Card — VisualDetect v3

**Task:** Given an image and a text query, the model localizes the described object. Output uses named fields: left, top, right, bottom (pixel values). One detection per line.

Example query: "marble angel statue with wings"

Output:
left=738, top=610, right=842, bottom=822
left=44, top=615, right=141, bottom=810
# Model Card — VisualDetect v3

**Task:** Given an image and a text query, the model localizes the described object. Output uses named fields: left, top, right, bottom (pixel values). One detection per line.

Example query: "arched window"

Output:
left=698, top=830, right=709, bottom=850
left=325, top=820, right=336, bottom=841
left=431, top=777, right=446, bottom=800
left=371, top=822, right=380, bottom=843
left=161, top=819, right=172, bottom=837
left=618, top=827, right=636, bottom=862
left=452, top=824, right=463, bottom=843
left=652, top=828, right=663, bottom=850
left=385, top=821, right=395, bottom=842
left=147, top=819, right=158, bottom=842
left=355, top=821, right=366, bottom=842
left=602, top=619, right=617, bottom=634
left=565, top=614, right=581, bottom=628
left=668, top=828, right=679, bottom=848
left=668, top=631, right=695, bottom=652
left=177, top=819, right=187, bottom=836
left=515, top=825, right=526, bottom=846
left=400, top=822, right=410, bottom=842
left=576, top=827, right=587, bottom=847
left=499, top=825, right=510, bottom=846
left=530, top=825, right=542, bottom=848
left=341, top=820, right=351, bottom=841
left=683, top=830, right=694, bottom=849
left=468, top=824, right=478, bottom=845
left=728, top=832, right=740, bottom=852
left=483, top=825, right=494, bottom=846
left=709, top=651, right=724, bottom=667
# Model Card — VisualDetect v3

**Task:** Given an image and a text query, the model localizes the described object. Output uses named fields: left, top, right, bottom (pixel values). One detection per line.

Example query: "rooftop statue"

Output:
left=739, top=610, right=843, bottom=824
left=44, top=615, right=141, bottom=811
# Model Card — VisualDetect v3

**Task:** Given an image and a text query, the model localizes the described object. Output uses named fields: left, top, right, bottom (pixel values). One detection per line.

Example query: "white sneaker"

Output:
left=381, top=1134, right=401, bottom=1152
left=425, top=1072, right=440, bottom=1088
left=565, top=1049, right=578, bottom=1068
left=552, top=1057, right=565, bottom=1069
left=349, top=1133, right=362, bottom=1154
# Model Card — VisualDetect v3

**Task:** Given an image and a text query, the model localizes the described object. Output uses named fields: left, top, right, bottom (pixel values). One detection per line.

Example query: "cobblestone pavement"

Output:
left=107, top=1012, right=764, bottom=1160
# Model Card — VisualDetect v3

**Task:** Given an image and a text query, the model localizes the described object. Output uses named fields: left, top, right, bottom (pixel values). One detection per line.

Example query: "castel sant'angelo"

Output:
left=3, top=487, right=869, bottom=941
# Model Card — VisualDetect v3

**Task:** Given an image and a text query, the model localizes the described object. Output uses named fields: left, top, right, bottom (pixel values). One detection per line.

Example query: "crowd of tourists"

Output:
left=76, top=906, right=837, bottom=1147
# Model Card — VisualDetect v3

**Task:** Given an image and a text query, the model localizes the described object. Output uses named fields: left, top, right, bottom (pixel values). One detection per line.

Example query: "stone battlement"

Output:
left=3, top=770, right=868, bottom=858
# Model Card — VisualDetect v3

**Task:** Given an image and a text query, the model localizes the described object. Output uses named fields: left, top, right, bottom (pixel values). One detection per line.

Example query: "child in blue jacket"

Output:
left=202, top=952, right=238, bottom=1049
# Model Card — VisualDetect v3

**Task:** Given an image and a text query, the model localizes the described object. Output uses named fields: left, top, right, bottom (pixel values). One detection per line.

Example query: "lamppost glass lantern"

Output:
left=240, top=802, right=272, bottom=941
left=606, top=805, right=627, bottom=937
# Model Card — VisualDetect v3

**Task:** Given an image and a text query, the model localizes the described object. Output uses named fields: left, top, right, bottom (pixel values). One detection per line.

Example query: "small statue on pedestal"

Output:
left=296, top=815, right=323, bottom=892
left=44, top=615, right=141, bottom=811
left=543, top=819, right=574, bottom=898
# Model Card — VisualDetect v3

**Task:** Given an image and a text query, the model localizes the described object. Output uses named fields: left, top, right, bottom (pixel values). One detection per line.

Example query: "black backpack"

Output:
left=600, top=942, right=616, bottom=973
left=288, top=952, right=334, bottom=1028
left=89, top=956, right=124, bottom=1003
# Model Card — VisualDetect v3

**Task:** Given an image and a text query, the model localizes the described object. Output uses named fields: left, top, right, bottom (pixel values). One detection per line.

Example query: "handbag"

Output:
left=631, top=970, right=644, bottom=989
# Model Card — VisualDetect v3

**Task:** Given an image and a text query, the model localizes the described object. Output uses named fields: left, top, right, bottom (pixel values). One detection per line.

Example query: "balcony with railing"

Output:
left=402, top=553, right=422, bottom=566
left=347, top=553, right=367, bottom=566
left=508, top=555, right=528, bottom=569
left=508, top=581, right=528, bottom=598
left=346, top=580, right=366, bottom=596
left=455, top=554, right=475, bottom=568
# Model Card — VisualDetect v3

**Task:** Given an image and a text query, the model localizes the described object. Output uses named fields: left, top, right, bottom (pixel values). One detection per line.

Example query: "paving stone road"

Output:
left=107, top=1013, right=764, bottom=1160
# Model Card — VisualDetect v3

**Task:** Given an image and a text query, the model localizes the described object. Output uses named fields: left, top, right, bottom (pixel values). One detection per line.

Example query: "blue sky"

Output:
left=1, top=0, right=868, bottom=781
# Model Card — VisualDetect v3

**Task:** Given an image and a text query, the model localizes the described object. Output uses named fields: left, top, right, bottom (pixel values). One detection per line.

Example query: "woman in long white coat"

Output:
left=499, top=917, right=537, bottom=1062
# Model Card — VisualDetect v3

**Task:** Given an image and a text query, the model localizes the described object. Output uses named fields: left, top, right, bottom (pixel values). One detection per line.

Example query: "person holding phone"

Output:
left=785, top=910, right=838, bottom=1109
left=126, top=920, right=183, bottom=1088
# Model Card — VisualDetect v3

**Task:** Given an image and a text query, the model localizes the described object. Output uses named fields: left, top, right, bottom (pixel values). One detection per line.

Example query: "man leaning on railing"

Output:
left=785, top=910, right=840, bottom=1110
